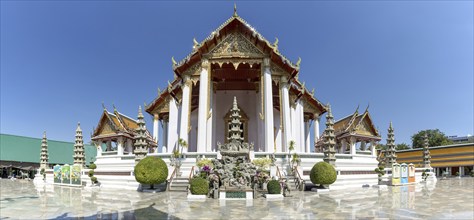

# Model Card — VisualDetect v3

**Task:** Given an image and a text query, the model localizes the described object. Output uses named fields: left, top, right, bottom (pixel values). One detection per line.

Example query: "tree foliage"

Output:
left=396, top=143, right=410, bottom=151
left=411, top=129, right=452, bottom=148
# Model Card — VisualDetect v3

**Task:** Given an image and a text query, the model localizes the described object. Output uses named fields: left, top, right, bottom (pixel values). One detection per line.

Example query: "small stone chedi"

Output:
left=423, top=134, right=431, bottom=168
left=73, top=123, right=85, bottom=166
left=134, top=106, right=149, bottom=164
left=40, top=132, right=49, bottom=169
left=213, top=97, right=257, bottom=189
left=385, top=122, right=397, bottom=167
left=323, top=104, right=336, bottom=166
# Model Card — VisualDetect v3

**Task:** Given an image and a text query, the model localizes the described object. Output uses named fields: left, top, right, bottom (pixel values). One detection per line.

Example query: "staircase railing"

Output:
left=276, top=165, right=283, bottom=180
left=167, top=166, right=178, bottom=191
left=187, top=166, right=195, bottom=195
left=293, top=166, right=305, bottom=191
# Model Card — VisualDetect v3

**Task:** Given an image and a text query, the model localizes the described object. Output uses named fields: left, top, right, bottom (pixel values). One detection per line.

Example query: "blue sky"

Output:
left=1, top=1, right=473, bottom=148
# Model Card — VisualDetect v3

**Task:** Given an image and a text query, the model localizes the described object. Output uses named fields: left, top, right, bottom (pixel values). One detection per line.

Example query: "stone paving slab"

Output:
left=0, top=178, right=473, bottom=219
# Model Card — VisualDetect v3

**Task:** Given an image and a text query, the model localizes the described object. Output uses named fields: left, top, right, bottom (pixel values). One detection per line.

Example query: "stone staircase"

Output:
left=281, top=173, right=303, bottom=192
left=168, top=177, right=189, bottom=192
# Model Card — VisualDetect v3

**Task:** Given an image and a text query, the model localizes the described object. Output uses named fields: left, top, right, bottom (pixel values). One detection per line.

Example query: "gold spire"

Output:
left=233, top=3, right=238, bottom=17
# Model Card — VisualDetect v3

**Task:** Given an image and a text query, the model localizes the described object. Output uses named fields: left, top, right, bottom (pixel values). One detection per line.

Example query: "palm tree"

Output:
left=178, top=138, right=188, bottom=156
left=288, top=140, right=296, bottom=153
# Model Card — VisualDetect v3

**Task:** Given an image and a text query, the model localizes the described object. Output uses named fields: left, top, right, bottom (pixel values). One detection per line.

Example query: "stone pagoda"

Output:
left=134, top=106, right=149, bottom=163
left=73, top=123, right=85, bottom=166
left=214, top=97, right=256, bottom=190
left=323, top=104, right=336, bottom=166
left=385, top=122, right=397, bottom=166
left=40, top=131, right=49, bottom=169
left=423, top=134, right=431, bottom=168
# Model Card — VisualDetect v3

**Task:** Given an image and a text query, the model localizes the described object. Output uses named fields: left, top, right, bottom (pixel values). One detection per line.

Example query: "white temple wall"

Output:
left=215, top=91, right=258, bottom=151
left=274, top=109, right=282, bottom=153
left=188, top=110, right=198, bottom=152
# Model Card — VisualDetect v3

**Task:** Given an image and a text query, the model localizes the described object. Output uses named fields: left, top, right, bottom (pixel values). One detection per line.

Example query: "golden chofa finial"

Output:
left=193, top=38, right=199, bottom=49
left=172, top=56, right=177, bottom=66
left=273, top=37, right=279, bottom=50
left=296, top=57, right=302, bottom=67
left=233, top=3, right=238, bottom=17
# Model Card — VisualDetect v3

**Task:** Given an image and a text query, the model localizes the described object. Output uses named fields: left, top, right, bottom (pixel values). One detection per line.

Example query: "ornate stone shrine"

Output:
left=213, top=97, right=257, bottom=199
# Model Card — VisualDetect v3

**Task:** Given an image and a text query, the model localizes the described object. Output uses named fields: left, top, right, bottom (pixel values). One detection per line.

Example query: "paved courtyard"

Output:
left=1, top=178, right=473, bottom=219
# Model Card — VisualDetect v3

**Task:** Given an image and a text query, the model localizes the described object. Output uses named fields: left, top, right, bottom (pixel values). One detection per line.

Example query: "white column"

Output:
left=280, top=76, right=292, bottom=153
left=263, top=58, right=275, bottom=153
left=153, top=114, right=159, bottom=146
left=197, top=60, right=210, bottom=152
left=256, top=90, right=263, bottom=151
left=212, top=91, right=217, bottom=151
left=370, top=141, right=377, bottom=157
left=313, top=115, right=320, bottom=143
left=162, top=119, right=168, bottom=153
left=290, top=105, right=297, bottom=148
left=360, top=141, right=366, bottom=151
left=305, top=120, right=310, bottom=153
left=350, top=137, right=356, bottom=155
left=117, top=137, right=124, bottom=155
left=341, top=139, right=347, bottom=154
left=206, top=81, right=213, bottom=152
left=179, top=75, right=192, bottom=153
left=168, top=98, right=179, bottom=153
left=95, top=141, right=102, bottom=157
left=297, top=100, right=305, bottom=152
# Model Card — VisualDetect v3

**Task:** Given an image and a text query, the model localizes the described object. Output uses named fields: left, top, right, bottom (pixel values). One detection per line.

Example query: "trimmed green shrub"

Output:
left=134, top=157, right=168, bottom=189
left=310, top=162, right=337, bottom=185
left=190, top=177, right=209, bottom=195
left=40, top=168, right=45, bottom=175
left=91, top=176, right=98, bottom=183
left=88, top=170, right=95, bottom=177
left=89, top=163, right=97, bottom=169
left=267, top=179, right=281, bottom=194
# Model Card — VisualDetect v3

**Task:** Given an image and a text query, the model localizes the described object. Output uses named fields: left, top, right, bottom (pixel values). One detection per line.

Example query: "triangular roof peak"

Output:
left=173, top=10, right=300, bottom=76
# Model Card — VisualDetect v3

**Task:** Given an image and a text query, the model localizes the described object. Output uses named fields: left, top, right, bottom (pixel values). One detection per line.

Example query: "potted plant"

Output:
left=291, top=153, right=301, bottom=167
left=170, top=150, right=182, bottom=176
left=374, top=166, right=385, bottom=184
left=178, top=138, right=188, bottom=158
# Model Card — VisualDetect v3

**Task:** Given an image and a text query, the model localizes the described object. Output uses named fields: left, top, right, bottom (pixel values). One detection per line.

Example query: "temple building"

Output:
left=316, top=107, right=381, bottom=156
left=91, top=106, right=156, bottom=157
left=88, top=8, right=390, bottom=190
left=144, top=11, right=327, bottom=154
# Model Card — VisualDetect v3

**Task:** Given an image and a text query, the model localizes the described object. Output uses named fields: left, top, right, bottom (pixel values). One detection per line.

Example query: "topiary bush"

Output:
left=267, top=179, right=281, bottom=194
left=134, top=156, right=168, bottom=189
left=90, top=176, right=98, bottom=183
left=88, top=169, right=95, bottom=177
left=89, top=163, right=97, bottom=169
left=310, top=162, right=337, bottom=186
left=190, top=177, right=209, bottom=195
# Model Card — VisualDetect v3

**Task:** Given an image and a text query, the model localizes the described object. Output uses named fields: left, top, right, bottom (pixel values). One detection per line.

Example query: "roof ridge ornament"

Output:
left=233, top=3, right=238, bottom=17
left=296, top=57, right=301, bottom=68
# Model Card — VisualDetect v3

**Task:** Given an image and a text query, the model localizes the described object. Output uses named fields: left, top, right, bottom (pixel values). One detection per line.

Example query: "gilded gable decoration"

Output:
left=208, top=33, right=264, bottom=58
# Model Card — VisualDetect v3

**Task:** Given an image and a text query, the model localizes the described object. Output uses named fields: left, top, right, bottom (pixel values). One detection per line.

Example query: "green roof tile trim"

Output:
left=0, top=134, right=96, bottom=165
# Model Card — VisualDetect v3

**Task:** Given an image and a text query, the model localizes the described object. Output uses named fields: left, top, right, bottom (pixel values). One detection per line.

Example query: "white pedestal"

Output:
left=264, top=194, right=284, bottom=200
left=187, top=194, right=207, bottom=201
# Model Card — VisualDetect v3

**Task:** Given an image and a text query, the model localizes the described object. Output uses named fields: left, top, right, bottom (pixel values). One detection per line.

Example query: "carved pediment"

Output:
left=208, top=33, right=264, bottom=58
left=98, top=123, right=115, bottom=135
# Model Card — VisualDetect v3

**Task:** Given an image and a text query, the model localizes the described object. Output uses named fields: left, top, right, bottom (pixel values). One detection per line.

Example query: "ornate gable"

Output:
left=208, top=33, right=264, bottom=58
left=353, top=111, right=380, bottom=137
left=93, top=111, right=119, bottom=137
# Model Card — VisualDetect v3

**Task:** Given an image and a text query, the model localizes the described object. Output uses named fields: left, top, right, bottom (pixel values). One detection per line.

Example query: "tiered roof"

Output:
left=333, top=107, right=381, bottom=141
left=145, top=9, right=327, bottom=118
left=91, top=106, right=154, bottom=143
